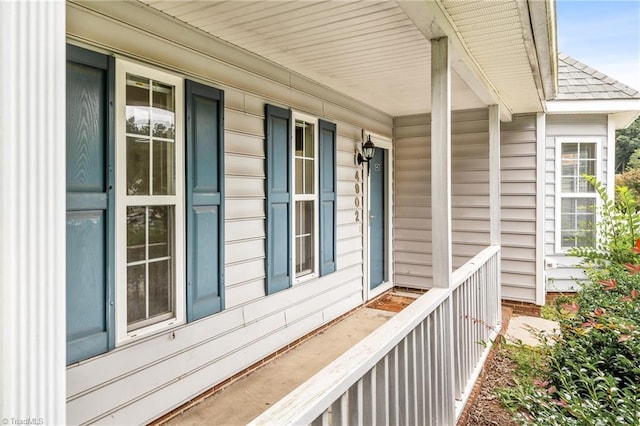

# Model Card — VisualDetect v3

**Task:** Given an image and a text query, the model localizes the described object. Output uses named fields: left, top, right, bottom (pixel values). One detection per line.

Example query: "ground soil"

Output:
left=461, top=347, right=519, bottom=426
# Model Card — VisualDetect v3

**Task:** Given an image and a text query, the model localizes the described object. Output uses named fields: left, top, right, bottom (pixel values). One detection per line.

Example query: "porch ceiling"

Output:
left=140, top=0, right=546, bottom=117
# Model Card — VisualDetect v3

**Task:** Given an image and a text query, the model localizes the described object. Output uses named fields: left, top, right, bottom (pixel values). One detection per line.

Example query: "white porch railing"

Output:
left=249, top=245, right=501, bottom=426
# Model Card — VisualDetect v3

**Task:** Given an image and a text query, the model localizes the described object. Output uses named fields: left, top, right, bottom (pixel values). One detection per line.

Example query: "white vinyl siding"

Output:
left=393, top=109, right=490, bottom=290
left=545, top=115, right=608, bottom=292
left=500, top=115, right=538, bottom=303
left=66, top=3, right=392, bottom=424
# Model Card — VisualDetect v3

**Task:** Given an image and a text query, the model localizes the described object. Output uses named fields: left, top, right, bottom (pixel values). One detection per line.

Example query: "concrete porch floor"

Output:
left=155, top=292, right=555, bottom=426
left=159, top=292, right=419, bottom=425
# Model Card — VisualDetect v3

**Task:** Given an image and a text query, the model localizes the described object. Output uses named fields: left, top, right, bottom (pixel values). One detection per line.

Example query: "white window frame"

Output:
left=291, top=111, right=319, bottom=284
left=115, top=59, right=185, bottom=345
left=555, top=137, right=601, bottom=253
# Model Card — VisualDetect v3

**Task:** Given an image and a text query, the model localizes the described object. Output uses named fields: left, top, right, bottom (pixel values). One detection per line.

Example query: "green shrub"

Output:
left=569, top=176, right=640, bottom=270
left=499, top=267, right=640, bottom=425
left=498, top=176, right=640, bottom=423
left=616, top=168, right=640, bottom=206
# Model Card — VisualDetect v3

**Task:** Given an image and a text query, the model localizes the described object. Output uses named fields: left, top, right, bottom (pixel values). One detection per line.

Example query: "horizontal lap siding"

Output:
left=393, top=109, right=490, bottom=290
left=66, top=4, right=391, bottom=424
left=500, top=114, right=537, bottom=302
left=544, top=115, right=608, bottom=291
left=394, top=114, right=431, bottom=288
left=451, top=110, right=490, bottom=267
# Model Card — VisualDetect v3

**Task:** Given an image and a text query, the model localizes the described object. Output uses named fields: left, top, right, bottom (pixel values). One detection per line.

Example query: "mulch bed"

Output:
left=461, top=347, right=518, bottom=426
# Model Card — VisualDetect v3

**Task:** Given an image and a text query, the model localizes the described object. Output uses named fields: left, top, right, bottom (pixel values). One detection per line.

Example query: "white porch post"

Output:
left=535, top=113, right=547, bottom=305
left=431, top=36, right=455, bottom=424
left=489, top=105, right=501, bottom=246
left=0, top=2, right=67, bottom=424
left=489, top=105, right=503, bottom=326
left=431, top=37, right=452, bottom=290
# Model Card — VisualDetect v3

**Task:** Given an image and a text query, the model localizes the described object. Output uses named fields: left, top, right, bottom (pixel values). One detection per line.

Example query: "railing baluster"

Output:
left=425, top=315, right=432, bottom=422
left=400, top=337, right=409, bottom=425
left=416, top=322, right=425, bottom=425
left=434, top=306, right=442, bottom=424
left=390, top=346, right=399, bottom=425
left=357, top=379, right=364, bottom=426
left=410, top=330, right=418, bottom=425
left=363, top=366, right=375, bottom=426
left=376, top=356, right=388, bottom=426
left=249, top=247, right=501, bottom=426
left=311, top=410, right=329, bottom=426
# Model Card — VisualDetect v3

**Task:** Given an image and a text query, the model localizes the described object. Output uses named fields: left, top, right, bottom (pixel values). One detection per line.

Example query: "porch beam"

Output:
left=430, top=36, right=452, bottom=290
left=0, top=1, right=66, bottom=424
left=489, top=105, right=501, bottom=246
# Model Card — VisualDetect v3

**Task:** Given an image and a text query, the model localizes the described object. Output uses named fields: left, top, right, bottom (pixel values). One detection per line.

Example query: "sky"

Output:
left=556, top=0, right=640, bottom=90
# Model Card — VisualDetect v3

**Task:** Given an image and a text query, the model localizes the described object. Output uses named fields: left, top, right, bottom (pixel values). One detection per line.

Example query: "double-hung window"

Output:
left=264, top=106, right=337, bottom=294
left=293, top=114, right=319, bottom=281
left=116, top=60, right=185, bottom=342
left=66, top=46, right=225, bottom=364
left=556, top=138, right=599, bottom=251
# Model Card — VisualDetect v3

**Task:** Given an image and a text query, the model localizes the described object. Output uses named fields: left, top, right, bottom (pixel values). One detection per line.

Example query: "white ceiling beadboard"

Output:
left=140, top=0, right=543, bottom=116
left=440, top=0, right=543, bottom=113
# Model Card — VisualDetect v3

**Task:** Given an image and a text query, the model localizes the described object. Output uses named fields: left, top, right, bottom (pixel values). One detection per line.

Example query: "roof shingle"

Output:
left=557, top=53, right=640, bottom=100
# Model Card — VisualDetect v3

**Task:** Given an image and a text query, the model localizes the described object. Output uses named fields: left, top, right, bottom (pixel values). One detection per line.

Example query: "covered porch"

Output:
left=161, top=246, right=501, bottom=425
left=1, top=1, right=555, bottom=424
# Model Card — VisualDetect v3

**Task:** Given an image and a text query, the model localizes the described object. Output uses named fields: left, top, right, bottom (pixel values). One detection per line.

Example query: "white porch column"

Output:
left=431, top=36, right=455, bottom=425
left=431, top=37, right=452, bottom=289
left=489, top=105, right=502, bottom=327
left=535, top=113, right=547, bottom=305
left=489, top=105, right=501, bottom=246
left=0, top=2, right=66, bottom=424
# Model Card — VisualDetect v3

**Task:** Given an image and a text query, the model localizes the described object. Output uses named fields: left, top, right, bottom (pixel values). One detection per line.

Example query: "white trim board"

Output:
left=547, top=99, right=640, bottom=114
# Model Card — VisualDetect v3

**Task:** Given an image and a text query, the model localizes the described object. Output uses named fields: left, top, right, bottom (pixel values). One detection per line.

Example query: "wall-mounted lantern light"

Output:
left=357, top=135, right=376, bottom=165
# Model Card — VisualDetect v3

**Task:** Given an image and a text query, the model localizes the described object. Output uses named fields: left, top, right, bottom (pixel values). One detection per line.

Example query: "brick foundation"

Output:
left=501, top=299, right=542, bottom=317
left=545, top=291, right=575, bottom=305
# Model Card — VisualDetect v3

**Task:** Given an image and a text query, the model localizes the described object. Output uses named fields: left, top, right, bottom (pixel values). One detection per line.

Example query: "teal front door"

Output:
left=369, top=148, right=386, bottom=289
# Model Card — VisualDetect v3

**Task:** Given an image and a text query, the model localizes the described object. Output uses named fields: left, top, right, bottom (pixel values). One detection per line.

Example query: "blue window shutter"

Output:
left=185, top=80, right=225, bottom=322
left=66, top=45, right=115, bottom=364
left=319, top=120, right=337, bottom=276
left=265, top=105, right=292, bottom=294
